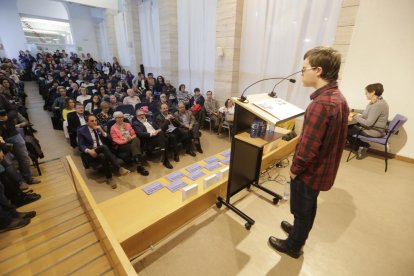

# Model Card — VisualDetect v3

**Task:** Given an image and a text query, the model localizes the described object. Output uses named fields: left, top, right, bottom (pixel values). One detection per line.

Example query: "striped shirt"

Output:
left=290, top=81, right=349, bottom=191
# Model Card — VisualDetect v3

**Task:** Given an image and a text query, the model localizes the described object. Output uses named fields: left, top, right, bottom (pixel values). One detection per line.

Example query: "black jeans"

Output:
left=347, top=125, right=370, bottom=150
left=85, top=145, right=121, bottom=179
left=286, top=177, right=320, bottom=250
left=0, top=181, right=17, bottom=228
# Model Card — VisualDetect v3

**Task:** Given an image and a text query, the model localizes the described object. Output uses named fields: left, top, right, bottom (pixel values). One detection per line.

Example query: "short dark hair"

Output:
left=304, top=46, right=341, bottom=82
left=194, top=88, right=200, bottom=93
left=86, top=114, right=96, bottom=122
left=365, top=83, right=384, bottom=96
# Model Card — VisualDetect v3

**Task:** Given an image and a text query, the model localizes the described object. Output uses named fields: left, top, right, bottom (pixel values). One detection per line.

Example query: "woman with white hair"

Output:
left=110, top=111, right=149, bottom=176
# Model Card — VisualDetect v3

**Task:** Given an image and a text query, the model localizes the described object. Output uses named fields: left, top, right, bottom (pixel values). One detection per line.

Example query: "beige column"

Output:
left=104, top=9, right=119, bottom=61
left=333, top=0, right=360, bottom=79
left=124, top=0, right=143, bottom=74
left=214, top=0, right=244, bottom=104
left=158, top=0, right=178, bottom=85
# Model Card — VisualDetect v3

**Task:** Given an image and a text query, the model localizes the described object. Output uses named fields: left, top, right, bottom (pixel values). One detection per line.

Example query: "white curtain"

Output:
left=114, top=11, right=131, bottom=67
left=239, top=0, right=342, bottom=109
left=177, top=0, right=217, bottom=94
left=138, top=0, right=162, bottom=75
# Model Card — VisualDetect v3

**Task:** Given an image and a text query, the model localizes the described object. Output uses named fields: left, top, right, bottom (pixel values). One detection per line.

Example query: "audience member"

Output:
left=156, top=103, right=196, bottom=162
left=96, top=101, right=113, bottom=132
left=110, top=111, right=149, bottom=176
left=123, top=88, right=141, bottom=106
left=0, top=109, right=40, bottom=184
left=77, top=115, right=130, bottom=188
left=67, top=103, right=90, bottom=147
left=175, top=101, right=203, bottom=153
left=85, top=94, right=101, bottom=114
left=132, top=108, right=173, bottom=169
left=177, top=84, right=191, bottom=108
left=204, top=90, right=220, bottom=131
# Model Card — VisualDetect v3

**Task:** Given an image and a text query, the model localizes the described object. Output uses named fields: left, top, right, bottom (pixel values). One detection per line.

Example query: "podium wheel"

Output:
left=216, top=201, right=223, bottom=209
left=245, top=223, right=252, bottom=230
left=272, top=197, right=280, bottom=204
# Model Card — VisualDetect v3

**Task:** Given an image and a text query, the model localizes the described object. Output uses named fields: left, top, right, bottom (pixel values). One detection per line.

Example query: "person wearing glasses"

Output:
left=347, top=83, right=389, bottom=159
left=78, top=114, right=130, bottom=189
left=268, top=47, right=349, bottom=259
left=110, top=111, right=149, bottom=176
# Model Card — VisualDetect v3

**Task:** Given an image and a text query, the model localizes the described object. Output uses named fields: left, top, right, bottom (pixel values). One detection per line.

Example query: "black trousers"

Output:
left=286, top=177, right=320, bottom=250
left=0, top=181, right=16, bottom=228
left=347, top=125, right=370, bottom=150
left=85, top=145, right=121, bottom=179
left=165, top=128, right=191, bottom=154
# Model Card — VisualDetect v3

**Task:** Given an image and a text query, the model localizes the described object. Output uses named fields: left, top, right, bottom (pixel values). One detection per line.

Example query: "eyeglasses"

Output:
left=301, top=67, right=317, bottom=74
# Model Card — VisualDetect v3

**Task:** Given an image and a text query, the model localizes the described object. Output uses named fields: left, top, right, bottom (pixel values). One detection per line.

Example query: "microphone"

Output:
left=238, top=77, right=295, bottom=103
left=268, top=70, right=303, bottom=98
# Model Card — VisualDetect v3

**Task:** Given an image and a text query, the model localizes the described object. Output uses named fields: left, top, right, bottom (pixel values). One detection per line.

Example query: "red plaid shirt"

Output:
left=291, top=82, right=349, bottom=191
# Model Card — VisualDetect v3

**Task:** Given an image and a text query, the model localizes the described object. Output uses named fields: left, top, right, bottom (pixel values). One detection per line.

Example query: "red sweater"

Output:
left=290, top=82, right=349, bottom=191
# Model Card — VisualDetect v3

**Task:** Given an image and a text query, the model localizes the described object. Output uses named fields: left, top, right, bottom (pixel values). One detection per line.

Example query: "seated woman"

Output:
left=96, top=101, right=113, bottom=132
left=177, top=84, right=191, bottom=109
left=62, top=98, right=76, bottom=138
left=218, top=98, right=235, bottom=135
left=85, top=94, right=101, bottom=114
left=76, top=87, right=91, bottom=105
left=110, top=111, right=149, bottom=176
left=348, top=83, right=389, bottom=159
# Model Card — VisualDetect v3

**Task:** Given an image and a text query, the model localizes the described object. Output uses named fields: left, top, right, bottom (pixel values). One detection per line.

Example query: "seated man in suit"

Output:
left=174, top=101, right=203, bottom=153
left=77, top=115, right=130, bottom=189
left=131, top=108, right=173, bottom=169
left=67, top=103, right=90, bottom=148
left=155, top=103, right=196, bottom=162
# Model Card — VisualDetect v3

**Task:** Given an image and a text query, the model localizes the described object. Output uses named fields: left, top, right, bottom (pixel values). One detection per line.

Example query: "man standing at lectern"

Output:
left=268, top=47, right=349, bottom=258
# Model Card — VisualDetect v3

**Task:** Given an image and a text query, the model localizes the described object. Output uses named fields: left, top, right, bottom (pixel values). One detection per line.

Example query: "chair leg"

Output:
left=384, top=144, right=388, bottom=172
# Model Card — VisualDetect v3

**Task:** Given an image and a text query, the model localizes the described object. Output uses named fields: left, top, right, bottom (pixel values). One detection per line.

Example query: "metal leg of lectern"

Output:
left=216, top=196, right=255, bottom=230
left=251, top=182, right=283, bottom=204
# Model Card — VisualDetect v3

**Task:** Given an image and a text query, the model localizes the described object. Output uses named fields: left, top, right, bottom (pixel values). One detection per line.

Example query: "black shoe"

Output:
left=14, top=193, right=41, bottom=208
left=186, top=150, right=196, bottom=157
left=281, top=221, right=293, bottom=234
left=268, top=236, right=302, bottom=259
left=15, top=211, right=37, bottom=219
left=0, top=218, right=31, bottom=233
left=163, top=160, right=173, bottom=169
left=137, top=165, right=149, bottom=176
left=195, top=143, right=203, bottom=153
left=174, top=154, right=180, bottom=162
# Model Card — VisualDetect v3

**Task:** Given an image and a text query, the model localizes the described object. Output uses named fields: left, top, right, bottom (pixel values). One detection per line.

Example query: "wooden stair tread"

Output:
left=0, top=214, right=89, bottom=262
left=1, top=223, right=93, bottom=273
left=1, top=206, right=85, bottom=242
left=40, top=243, right=106, bottom=275
left=7, top=232, right=99, bottom=275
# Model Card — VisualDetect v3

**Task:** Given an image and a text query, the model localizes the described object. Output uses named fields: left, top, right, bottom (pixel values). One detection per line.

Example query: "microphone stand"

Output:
left=268, top=70, right=303, bottom=98
left=238, top=77, right=293, bottom=103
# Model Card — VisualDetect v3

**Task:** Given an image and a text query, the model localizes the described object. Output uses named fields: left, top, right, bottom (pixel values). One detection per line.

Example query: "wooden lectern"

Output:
left=216, top=93, right=304, bottom=230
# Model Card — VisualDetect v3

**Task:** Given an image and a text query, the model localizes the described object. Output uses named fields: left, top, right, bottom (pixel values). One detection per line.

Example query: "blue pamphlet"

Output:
left=166, top=179, right=188, bottom=193
left=166, top=171, right=185, bottom=182
left=220, top=157, right=230, bottom=165
left=186, top=170, right=206, bottom=181
left=142, top=182, right=164, bottom=195
left=204, top=162, right=221, bottom=171
left=220, top=149, right=231, bottom=157
left=204, top=156, right=220, bottom=164
left=186, top=163, right=202, bottom=173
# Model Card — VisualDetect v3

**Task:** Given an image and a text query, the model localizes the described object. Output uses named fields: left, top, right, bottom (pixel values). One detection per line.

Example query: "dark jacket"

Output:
left=155, top=113, right=180, bottom=132
left=131, top=117, right=160, bottom=139
left=77, top=125, right=105, bottom=153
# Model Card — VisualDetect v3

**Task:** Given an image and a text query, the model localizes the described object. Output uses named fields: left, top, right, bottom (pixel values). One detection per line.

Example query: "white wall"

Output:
left=341, top=0, right=414, bottom=158
left=17, top=0, right=69, bottom=20
left=0, top=0, right=27, bottom=58
left=66, top=3, right=101, bottom=59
